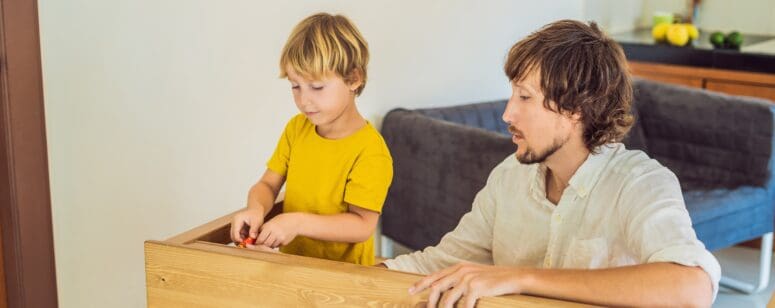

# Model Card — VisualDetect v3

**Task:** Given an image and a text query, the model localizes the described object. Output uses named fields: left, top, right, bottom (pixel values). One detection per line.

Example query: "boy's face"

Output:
left=285, top=67, right=360, bottom=127
left=501, top=69, right=578, bottom=164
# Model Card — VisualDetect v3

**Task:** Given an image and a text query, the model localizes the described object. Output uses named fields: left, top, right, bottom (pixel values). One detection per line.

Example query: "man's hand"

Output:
left=230, top=207, right=265, bottom=243
left=409, top=263, right=525, bottom=308
left=256, top=213, right=300, bottom=248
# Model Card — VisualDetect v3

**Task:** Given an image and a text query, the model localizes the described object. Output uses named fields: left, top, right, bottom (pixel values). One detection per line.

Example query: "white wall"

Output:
left=640, top=0, right=775, bottom=35
left=583, top=0, right=645, bottom=34
left=583, top=0, right=775, bottom=35
left=38, top=1, right=581, bottom=307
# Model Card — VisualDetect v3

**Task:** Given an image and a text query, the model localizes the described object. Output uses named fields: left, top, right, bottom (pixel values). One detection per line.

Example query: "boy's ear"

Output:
left=345, top=69, right=363, bottom=91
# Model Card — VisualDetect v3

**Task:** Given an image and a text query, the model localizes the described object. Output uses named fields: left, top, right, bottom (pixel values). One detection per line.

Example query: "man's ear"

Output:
left=345, top=69, right=363, bottom=92
left=570, top=111, right=582, bottom=122
left=559, top=107, right=582, bottom=122
left=565, top=110, right=583, bottom=129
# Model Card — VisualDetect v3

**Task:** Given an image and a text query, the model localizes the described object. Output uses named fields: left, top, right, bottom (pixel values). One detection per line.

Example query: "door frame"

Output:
left=0, top=0, right=59, bottom=307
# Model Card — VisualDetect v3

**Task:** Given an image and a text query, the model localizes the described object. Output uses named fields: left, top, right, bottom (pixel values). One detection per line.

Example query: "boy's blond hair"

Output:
left=279, top=13, right=369, bottom=96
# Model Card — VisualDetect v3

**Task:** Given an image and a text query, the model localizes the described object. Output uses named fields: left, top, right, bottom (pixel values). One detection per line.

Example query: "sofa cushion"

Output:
left=686, top=186, right=774, bottom=250
left=622, top=103, right=649, bottom=152
left=633, top=80, right=774, bottom=191
left=417, top=100, right=510, bottom=136
left=381, top=109, right=514, bottom=250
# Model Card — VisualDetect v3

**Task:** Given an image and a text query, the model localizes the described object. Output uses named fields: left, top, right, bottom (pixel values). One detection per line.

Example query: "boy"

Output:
left=230, top=13, right=392, bottom=265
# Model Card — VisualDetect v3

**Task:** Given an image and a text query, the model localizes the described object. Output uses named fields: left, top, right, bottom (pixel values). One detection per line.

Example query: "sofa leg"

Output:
left=720, top=232, right=773, bottom=294
left=381, top=235, right=394, bottom=259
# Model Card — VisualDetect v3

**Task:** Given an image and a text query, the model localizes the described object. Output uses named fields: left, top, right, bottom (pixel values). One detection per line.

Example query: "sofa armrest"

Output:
left=380, top=109, right=514, bottom=250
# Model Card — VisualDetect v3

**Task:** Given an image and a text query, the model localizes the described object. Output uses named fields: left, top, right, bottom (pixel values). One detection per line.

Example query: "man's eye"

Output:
left=520, top=96, right=531, bottom=100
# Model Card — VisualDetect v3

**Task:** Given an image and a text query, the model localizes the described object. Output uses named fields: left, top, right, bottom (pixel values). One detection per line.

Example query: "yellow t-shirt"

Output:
left=266, top=114, right=393, bottom=265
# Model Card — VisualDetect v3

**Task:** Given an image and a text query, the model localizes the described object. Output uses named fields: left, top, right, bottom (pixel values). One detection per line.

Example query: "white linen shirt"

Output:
left=384, top=143, right=721, bottom=297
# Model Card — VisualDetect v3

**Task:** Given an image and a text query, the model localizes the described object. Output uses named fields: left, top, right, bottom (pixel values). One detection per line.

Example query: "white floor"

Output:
left=714, top=246, right=775, bottom=308
left=379, top=236, right=775, bottom=307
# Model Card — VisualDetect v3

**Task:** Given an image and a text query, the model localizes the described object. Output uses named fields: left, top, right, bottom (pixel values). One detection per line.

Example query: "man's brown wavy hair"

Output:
left=504, top=20, right=633, bottom=152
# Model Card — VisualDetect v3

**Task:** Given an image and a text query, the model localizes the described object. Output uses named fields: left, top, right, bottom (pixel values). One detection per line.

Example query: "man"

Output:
left=381, top=20, right=720, bottom=307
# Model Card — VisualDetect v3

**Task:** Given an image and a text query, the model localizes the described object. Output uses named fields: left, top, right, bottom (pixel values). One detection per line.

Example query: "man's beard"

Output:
left=515, top=134, right=568, bottom=164
left=509, top=124, right=569, bottom=164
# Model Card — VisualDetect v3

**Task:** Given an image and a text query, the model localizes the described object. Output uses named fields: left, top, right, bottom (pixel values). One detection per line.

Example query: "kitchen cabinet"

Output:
left=629, top=61, right=775, bottom=102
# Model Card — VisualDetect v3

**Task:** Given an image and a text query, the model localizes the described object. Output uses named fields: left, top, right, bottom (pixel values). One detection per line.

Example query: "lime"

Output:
left=710, top=32, right=725, bottom=48
left=725, top=31, right=743, bottom=49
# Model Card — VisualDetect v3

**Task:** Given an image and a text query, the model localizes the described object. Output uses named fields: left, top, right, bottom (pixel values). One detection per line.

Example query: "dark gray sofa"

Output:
left=380, top=79, right=775, bottom=293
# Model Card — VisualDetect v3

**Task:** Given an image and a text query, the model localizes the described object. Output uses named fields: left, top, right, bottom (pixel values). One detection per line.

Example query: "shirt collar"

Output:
left=567, top=144, right=617, bottom=198
left=528, top=144, right=618, bottom=200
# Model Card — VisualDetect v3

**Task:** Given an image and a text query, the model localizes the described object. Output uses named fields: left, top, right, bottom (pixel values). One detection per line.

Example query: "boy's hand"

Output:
left=237, top=237, right=255, bottom=248
left=230, top=207, right=265, bottom=243
left=256, top=213, right=300, bottom=248
left=247, top=243, right=280, bottom=252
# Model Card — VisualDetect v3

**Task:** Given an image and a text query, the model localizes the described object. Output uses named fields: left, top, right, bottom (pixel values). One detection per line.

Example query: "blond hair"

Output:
left=279, top=13, right=369, bottom=96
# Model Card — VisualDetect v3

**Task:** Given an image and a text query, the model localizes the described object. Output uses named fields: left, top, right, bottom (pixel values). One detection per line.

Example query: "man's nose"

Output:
left=502, top=97, right=517, bottom=124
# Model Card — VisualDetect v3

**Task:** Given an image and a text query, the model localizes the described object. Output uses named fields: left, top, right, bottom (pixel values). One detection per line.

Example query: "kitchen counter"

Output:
left=612, top=29, right=775, bottom=74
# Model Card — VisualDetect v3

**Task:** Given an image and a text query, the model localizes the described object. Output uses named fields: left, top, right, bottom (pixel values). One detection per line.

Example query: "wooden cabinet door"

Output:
left=0, top=226, right=5, bottom=308
left=633, top=71, right=704, bottom=89
left=706, top=80, right=775, bottom=102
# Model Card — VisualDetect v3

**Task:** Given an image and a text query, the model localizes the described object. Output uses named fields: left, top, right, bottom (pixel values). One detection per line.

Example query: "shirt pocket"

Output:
left=563, top=237, right=609, bottom=269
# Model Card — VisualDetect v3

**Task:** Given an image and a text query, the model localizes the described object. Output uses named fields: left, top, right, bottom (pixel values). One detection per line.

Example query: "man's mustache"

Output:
left=507, top=125, right=524, bottom=138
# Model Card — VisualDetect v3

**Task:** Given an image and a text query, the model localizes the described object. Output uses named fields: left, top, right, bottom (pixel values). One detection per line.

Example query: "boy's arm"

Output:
left=247, top=169, right=285, bottom=216
left=230, top=169, right=285, bottom=242
left=257, top=204, right=379, bottom=246
left=295, top=204, right=380, bottom=243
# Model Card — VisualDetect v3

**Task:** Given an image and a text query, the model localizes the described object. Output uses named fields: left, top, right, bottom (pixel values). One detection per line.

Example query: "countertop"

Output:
left=612, top=28, right=775, bottom=74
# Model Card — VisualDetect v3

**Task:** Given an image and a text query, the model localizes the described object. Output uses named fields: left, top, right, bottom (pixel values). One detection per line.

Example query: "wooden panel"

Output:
left=0, top=226, right=6, bottom=308
left=0, top=0, right=59, bottom=307
left=166, top=211, right=236, bottom=245
left=706, top=80, right=775, bottom=102
left=631, top=71, right=703, bottom=88
left=629, top=61, right=775, bottom=87
left=145, top=241, right=593, bottom=308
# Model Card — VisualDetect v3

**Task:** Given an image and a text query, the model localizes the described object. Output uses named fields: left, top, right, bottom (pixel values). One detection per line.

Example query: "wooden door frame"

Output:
left=0, top=0, right=59, bottom=307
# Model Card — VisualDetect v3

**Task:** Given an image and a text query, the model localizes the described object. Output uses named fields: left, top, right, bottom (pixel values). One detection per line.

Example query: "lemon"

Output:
left=652, top=23, right=670, bottom=42
left=666, top=24, right=690, bottom=46
left=685, top=24, right=699, bottom=40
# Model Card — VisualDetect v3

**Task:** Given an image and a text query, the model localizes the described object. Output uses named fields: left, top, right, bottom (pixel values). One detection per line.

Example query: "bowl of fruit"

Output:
left=652, top=23, right=699, bottom=47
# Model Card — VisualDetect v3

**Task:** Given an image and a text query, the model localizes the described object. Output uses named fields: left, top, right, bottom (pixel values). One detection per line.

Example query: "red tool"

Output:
left=237, top=237, right=255, bottom=248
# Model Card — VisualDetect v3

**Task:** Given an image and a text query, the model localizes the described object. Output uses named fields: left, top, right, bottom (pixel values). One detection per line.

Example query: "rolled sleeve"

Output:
left=344, top=154, right=393, bottom=213
left=623, top=168, right=721, bottom=300
left=647, top=245, right=721, bottom=300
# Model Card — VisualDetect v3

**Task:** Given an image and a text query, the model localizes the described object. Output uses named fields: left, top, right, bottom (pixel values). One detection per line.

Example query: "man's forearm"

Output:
left=518, top=262, right=713, bottom=307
